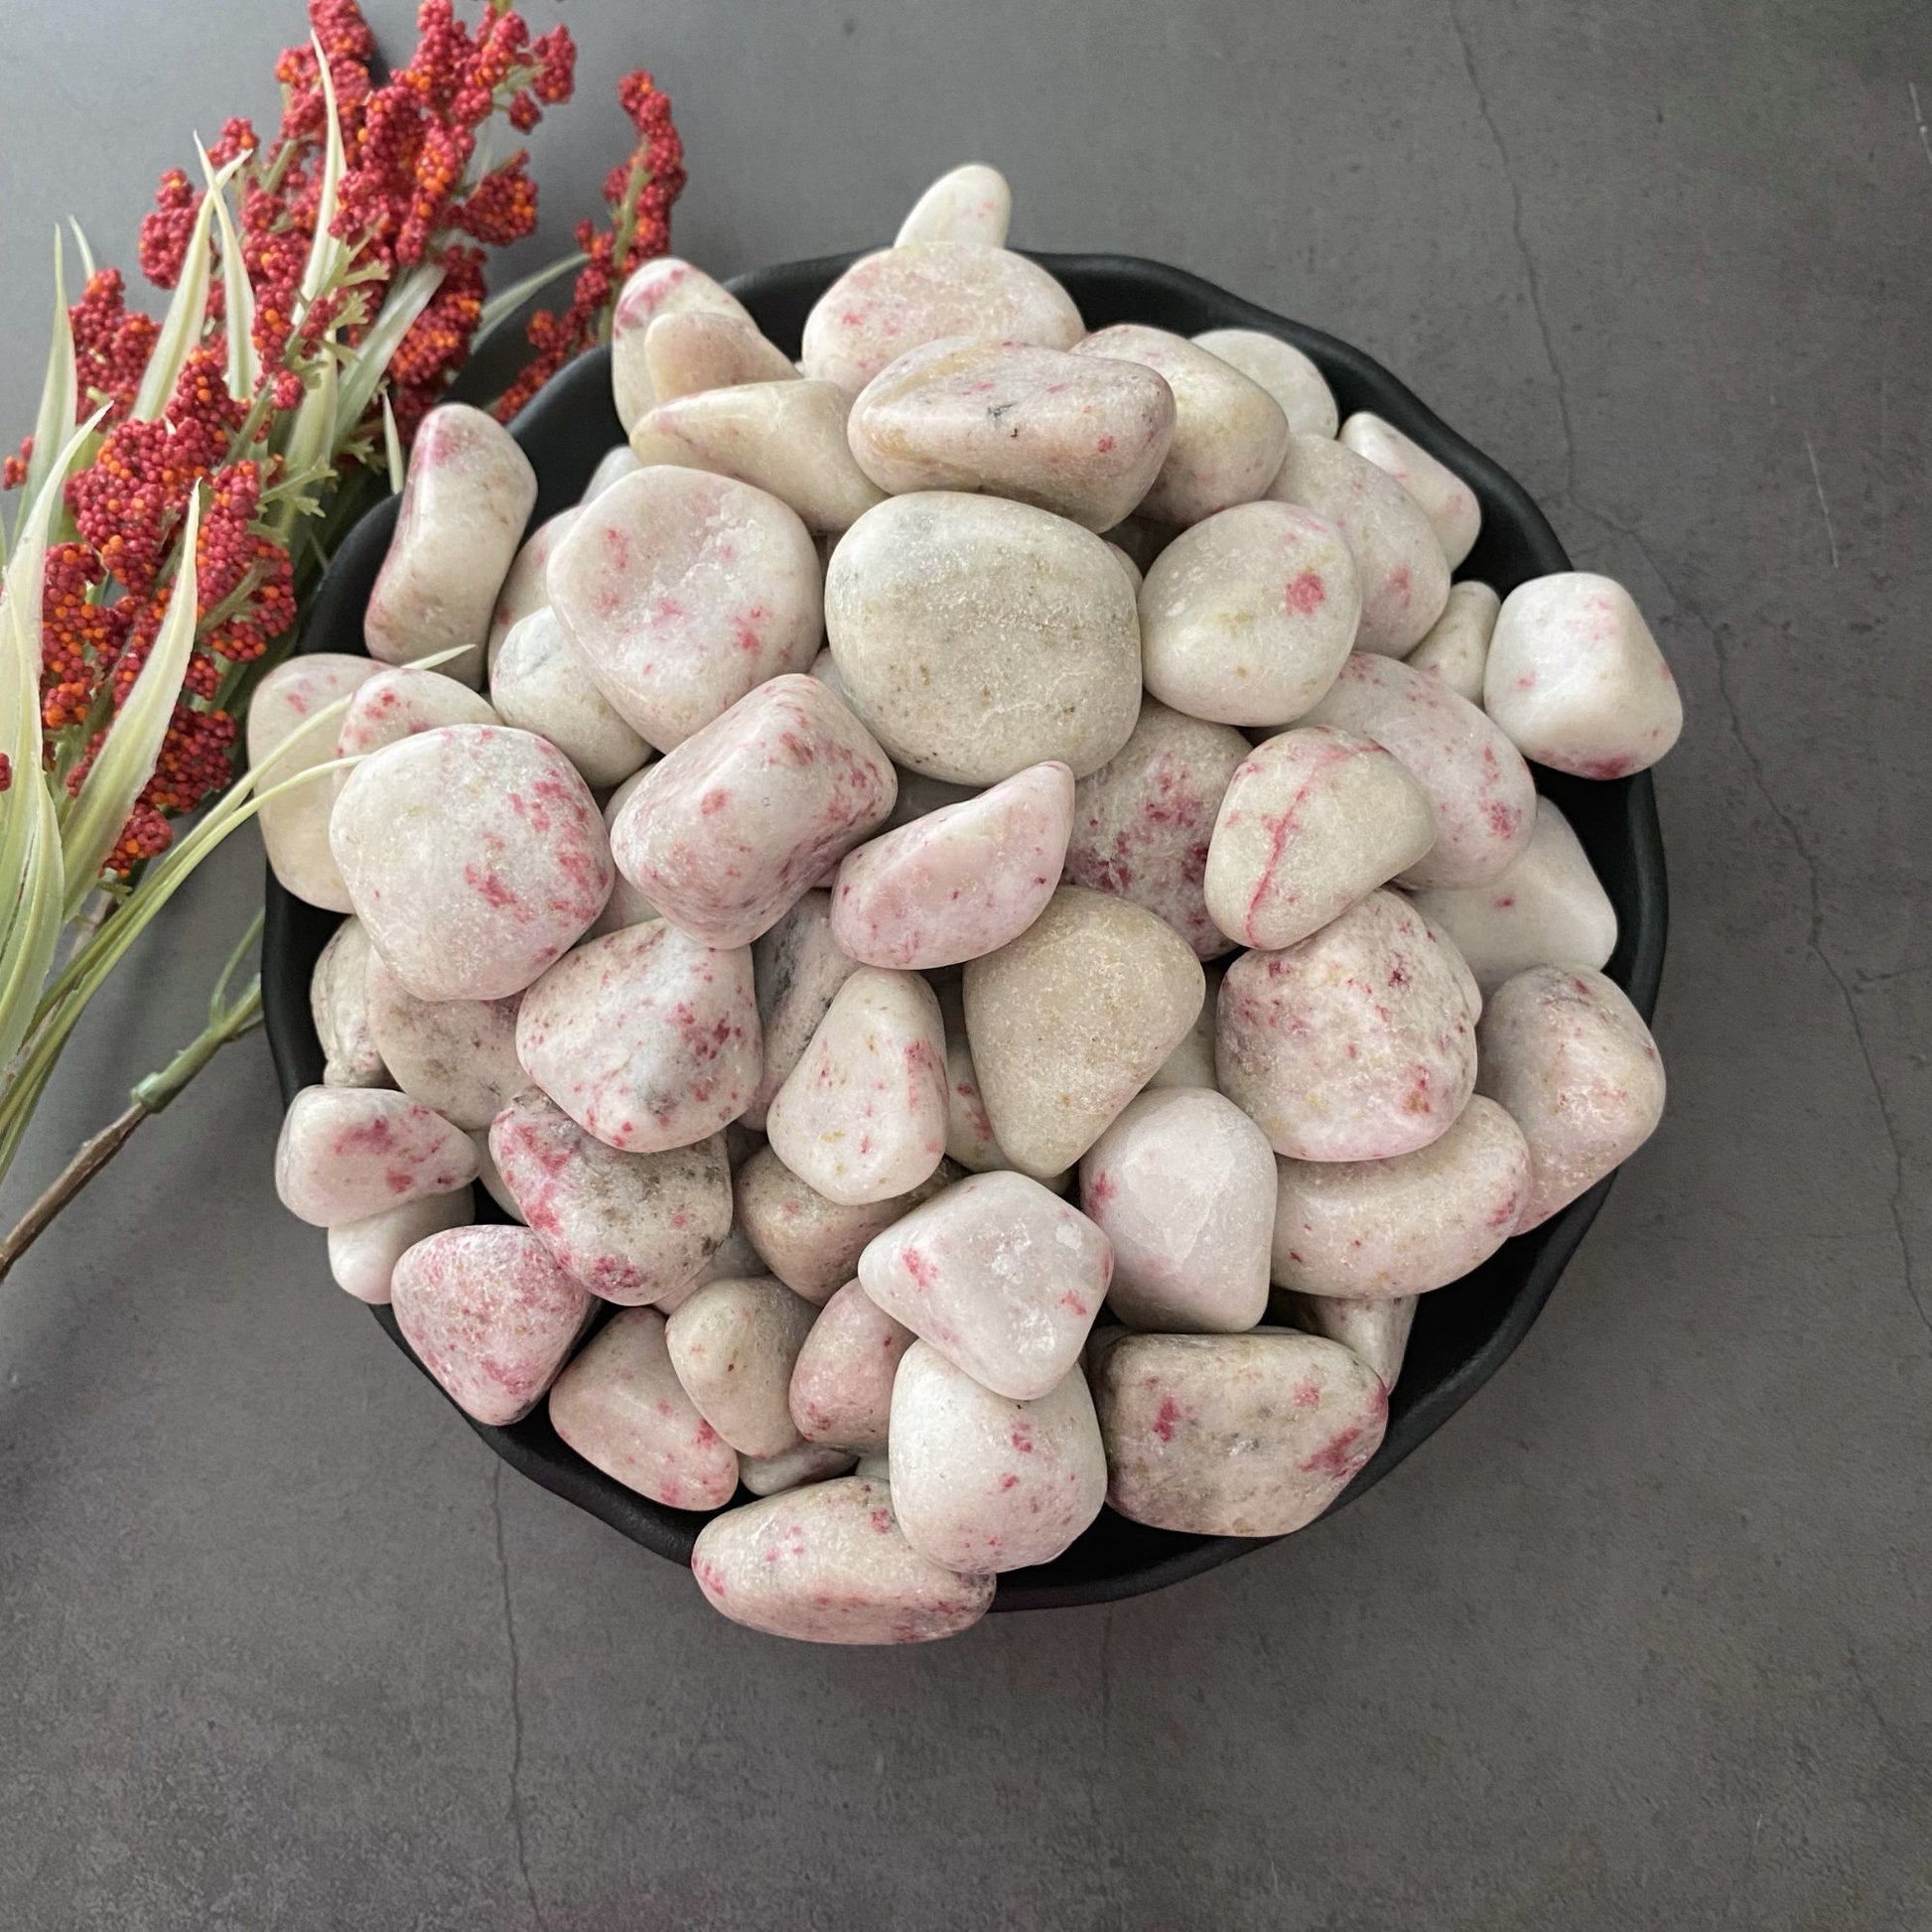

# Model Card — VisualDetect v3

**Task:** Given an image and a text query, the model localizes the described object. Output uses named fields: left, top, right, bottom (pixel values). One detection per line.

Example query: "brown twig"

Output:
left=0, top=1100, right=148, bottom=1284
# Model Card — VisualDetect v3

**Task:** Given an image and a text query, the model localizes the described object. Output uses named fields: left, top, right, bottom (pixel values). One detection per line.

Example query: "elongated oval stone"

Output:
left=1340, top=411, right=1481, bottom=569
left=665, top=1275, right=819, bottom=1457
left=275, top=1085, right=478, bottom=1227
left=1405, top=579, right=1498, bottom=704
left=250, top=653, right=380, bottom=912
left=895, top=164, right=1012, bottom=246
left=310, top=916, right=387, bottom=1089
left=1191, top=329, right=1339, bottom=439
left=744, top=890, right=860, bottom=1131
left=788, top=1279, right=915, bottom=1452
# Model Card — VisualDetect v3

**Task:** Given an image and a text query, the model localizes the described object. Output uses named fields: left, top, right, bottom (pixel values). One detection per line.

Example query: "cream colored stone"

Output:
left=1405, top=579, right=1498, bottom=705
left=486, top=507, right=579, bottom=675
left=665, top=1275, right=818, bottom=1457
left=249, top=654, right=379, bottom=912
left=1286, top=1293, right=1417, bottom=1390
left=642, top=310, right=798, bottom=403
left=744, top=890, right=860, bottom=1131
left=1191, top=328, right=1339, bottom=439
left=326, top=1189, right=474, bottom=1305
left=362, top=953, right=524, bottom=1132
left=311, top=916, right=387, bottom=1088
left=740, top=1444, right=859, bottom=1496
left=1341, top=411, right=1482, bottom=569
left=338, top=666, right=498, bottom=760
left=610, top=258, right=754, bottom=431
left=275, top=1086, right=478, bottom=1228
left=895, top=164, right=1012, bottom=246
left=489, top=607, right=651, bottom=788
left=788, top=1279, right=915, bottom=1452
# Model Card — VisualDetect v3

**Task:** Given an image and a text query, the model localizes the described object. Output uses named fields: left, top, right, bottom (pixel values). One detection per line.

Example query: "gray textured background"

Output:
left=2, top=3, right=1928, bottom=1927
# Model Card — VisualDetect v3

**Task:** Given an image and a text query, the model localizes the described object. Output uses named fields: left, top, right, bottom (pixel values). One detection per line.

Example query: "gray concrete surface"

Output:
left=1, top=3, right=1927, bottom=1927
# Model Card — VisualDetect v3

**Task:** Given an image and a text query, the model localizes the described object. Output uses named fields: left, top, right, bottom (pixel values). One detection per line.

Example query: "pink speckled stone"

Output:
left=310, top=917, right=386, bottom=1088
left=847, top=337, right=1175, bottom=532
left=1288, top=1292, right=1417, bottom=1390
left=1485, top=573, right=1684, bottom=779
left=363, top=954, right=524, bottom=1132
left=326, top=1188, right=474, bottom=1304
left=691, top=1476, right=994, bottom=1643
left=331, top=725, right=613, bottom=1001
left=489, top=607, right=651, bottom=789
left=548, top=1306, right=740, bottom=1509
left=489, top=1091, right=731, bottom=1305
left=1405, top=580, right=1498, bottom=705
left=589, top=769, right=661, bottom=937
left=485, top=507, right=579, bottom=676
left=249, top=653, right=380, bottom=912
left=642, top=310, right=798, bottom=404
left=338, top=666, right=498, bottom=760
left=740, top=1443, right=859, bottom=1495
left=734, top=1145, right=961, bottom=1305
left=1270, top=1093, right=1531, bottom=1298
left=548, top=467, right=823, bottom=753
left=1202, top=726, right=1437, bottom=951
left=1078, top=1088, right=1275, bottom=1332
left=744, top=890, right=859, bottom=1131
left=1071, top=325, right=1288, bottom=525
left=610, top=257, right=754, bottom=431
left=390, top=1225, right=593, bottom=1426
left=275, top=1085, right=478, bottom=1227
left=895, top=164, right=1012, bottom=246
left=801, top=242, right=1083, bottom=397
left=859, top=1171, right=1111, bottom=1401
left=1062, top=700, right=1250, bottom=961
left=1475, top=965, right=1665, bottom=1229
left=610, top=673, right=897, bottom=950
left=1340, top=411, right=1482, bottom=569
left=364, top=404, right=536, bottom=687
left=1090, top=1328, right=1387, bottom=1537
left=1140, top=500, right=1360, bottom=727
left=766, top=969, right=948, bottom=1206
left=665, top=1275, right=819, bottom=1457
left=515, top=922, right=758, bottom=1154
left=1216, top=890, right=1478, bottom=1162
left=788, top=1279, right=915, bottom=1451
left=1303, top=652, right=1536, bottom=890
left=830, top=760, right=1074, bottom=969
left=889, top=1342, right=1106, bottom=1573
left=1268, top=433, right=1449, bottom=656
left=1191, top=329, right=1338, bottom=439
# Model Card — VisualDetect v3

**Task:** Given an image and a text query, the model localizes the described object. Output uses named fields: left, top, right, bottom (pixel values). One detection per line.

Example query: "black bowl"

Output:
left=264, top=253, right=1667, bottom=1612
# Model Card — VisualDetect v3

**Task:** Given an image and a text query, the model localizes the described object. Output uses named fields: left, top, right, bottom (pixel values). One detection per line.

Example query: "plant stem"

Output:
left=0, top=1099, right=148, bottom=1283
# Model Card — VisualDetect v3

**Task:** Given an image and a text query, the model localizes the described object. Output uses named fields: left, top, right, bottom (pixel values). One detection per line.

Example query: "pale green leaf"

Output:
left=335, top=260, right=444, bottom=434
left=198, top=137, right=259, bottom=403
left=296, top=37, right=349, bottom=317
left=21, top=231, right=76, bottom=530
left=283, top=352, right=340, bottom=501
left=381, top=393, right=405, bottom=494
left=132, top=154, right=244, bottom=424
left=477, top=250, right=586, bottom=343
left=67, top=217, right=96, bottom=282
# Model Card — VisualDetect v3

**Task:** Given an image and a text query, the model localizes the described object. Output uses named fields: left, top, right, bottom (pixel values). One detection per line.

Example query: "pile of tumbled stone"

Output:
left=267, top=162, right=1678, bottom=1645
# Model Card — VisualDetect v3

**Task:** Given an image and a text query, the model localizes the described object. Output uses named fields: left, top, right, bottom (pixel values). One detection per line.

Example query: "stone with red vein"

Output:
left=249, top=653, right=381, bottom=913
left=310, top=916, right=387, bottom=1089
left=610, top=257, right=755, bottom=431
left=1404, top=579, right=1499, bottom=705
left=327, top=1188, right=474, bottom=1305
left=1202, top=725, right=1437, bottom=951
left=547, top=1305, right=741, bottom=1510
left=894, top=164, right=1013, bottom=247
left=488, top=607, right=652, bottom=789
left=641, top=310, right=799, bottom=404
left=337, top=666, right=498, bottom=762
left=743, top=890, right=860, bottom=1132
left=665, top=1275, right=820, bottom=1457
left=859, top=1171, right=1112, bottom=1401
left=1191, top=328, right=1339, bottom=439
left=515, top=921, right=759, bottom=1155
left=363, top=952, right=526, bottom=1132
left=690, top=1477, right=994, bottom=1644
left=275, top=1085, right=479, bottom=1227
left=889, top=1341, right=1106, bottom=1573
left=1217, top=890, right=1477, bottom=1162
left=485, top=507, right=580, bottom=677
left=1341, top=410, right=1482, bottom=569
left=788, top=1279, right=915, bottom=1452
left=1089, top=1328, right=1388, bottom=1536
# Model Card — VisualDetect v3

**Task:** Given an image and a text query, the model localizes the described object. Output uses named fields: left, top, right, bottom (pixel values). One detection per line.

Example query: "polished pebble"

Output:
left=337, top=666, right=498, bottom=760
left=489, top=607, right=651, bottom=788
left=582, top=444, right=640, bottom=502
left=363, top=952, right=525, bottom=1131
left=1340, top=411, right=1481, bottom=569
left=642, top=310, right=798, bottom=403
left=740, top=1444, right=860, bottom=1496
left=589, top=768, right=661, bottom=938
left=895, top=163, right=1012, bottom=246
left=249, top=653, right=379, bottom=911
left=1143, top=964, right=1222, bottom=1090
left=610, top=257, right=755, bottom=431
left=311, top=916, right=387, bottom=1088
left=485, top=507, right=579, bottom=676
left=275, top=1085, right=478, bottom=1227
left=326, top=1188, right=474, bottom=1304
left=665, top=1275, right=819, bottom=1457
left=1405, top=579, right=1499, bottom=705
left=1191, top=328, right=1339, bottom=439
left=788, top=1279, right=915, bottom=1452
left=469, top=1129, right=521, bottom=1219
left=744, top=890, right=860, bottom=1130
left=1286, top=1292, right=1417, bottom=1391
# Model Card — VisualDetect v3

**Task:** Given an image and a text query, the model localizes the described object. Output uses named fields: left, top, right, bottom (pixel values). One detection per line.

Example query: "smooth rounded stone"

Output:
left=548, top=1307, right=740, bottom=1509
left=1268, top=434, right=1450, bottom=657
left=1070, top=325, right=1288, bottom=525
left=249, top=654, right=379, bottom=911
left=362, top=956, right=524, bottom=1132
left=744, top=891, right=860, bottom=1131
left=629, top=380, right=887, bottom=536
left=549, top=468, right=823, bottom=752
left=490, top=608, right=651, bottom=788
left=1425, top=908, right=1484, bottom=1026
left=1411, top=795, right=1617, bottom=996
left=1062, top=701, right=1249, bottom=961
left=589, top=768, right=661, bottom=937
left=582, top=444, right=640, bottom=503
left=1485, top=572, right=1684, bottom=778
left=515, top=922, right=758, bottom=1154
left=740, top=1443, right=860, bottom=1497
left=1078, top=1088, right=1275, bottom=1332
left=390, top=1226, right=593, bottom=1426
left=311, top=917, right=387, bottom=1088
left=854, top=1451, right=892, bottom=1482
left=486, top=508, right=579, bottom=676
left=611, top=674, right=897, bottom=949
left=1105, top=542, right=1143, bottom=591
left=1405, top=579, right=1499, bottom=705
left=894, top=163, right=1012, bottom=246
left=1303, top=652, right=1537, bottom=890
left=676, top=1222, right=765, bottom=1309
left=691, top=1477, right=994, bottom=1643
left=1285, top=1292, right=1416, bottom=1391
left=858, top=1171, right=1112, bottom=1401
left=788, top=1279, right=915, bottom=1451
left=364, top=404, right=536, bottom=688
left=1340, top=411, right=1481, bottom=569
left=326, top=1188, right=474, bottom=1305
left=642, top=310, right=799, bottom=404
left=1143, top=963, right=1222, bottom=1090
left=1217, top=890, right=1477, bottom=1162
left=490, top=1092, right=731, bottom=1306
left=800, top=242, right=1084, bottom=397
left=1476, top=965, right=1665, bottom=1230
left=962, top=888, right=1205, bottom=1177
left=766, top=969, right=948, bottom=1206
left=940, top=1027, right=1013, bottom=1173
left=1203, top=726, right=1438, bottom=951
left=274, top=1085, right=478, bottom=1227
left=610, top=257, right=755, bottom=431
left=846, top=338, right=1175, bottom=532
left=1139, top=500, right=1361, bottom=728
left=830, top=761, right=1074, bottom=970
left=889, top=1342, right=1106, bottom=1573
left=337, top=666, right=498, bottom=760
left=735, top=1145, right=962, bottom=1305
left=1191, top=329, right=1339, bottom=439
left=1269, top=1093, right=1531, bottom=1298
left=469, top=1129, right=521, bottom=1219
left=332, top=725, right=611, bottom=1001
left=1091, top=1328, right=1387, bottom=1536
left=665, top=1275, right=819, bottom=1457
left=825, top=492, right=1141, bottom=785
